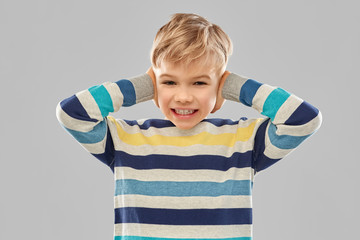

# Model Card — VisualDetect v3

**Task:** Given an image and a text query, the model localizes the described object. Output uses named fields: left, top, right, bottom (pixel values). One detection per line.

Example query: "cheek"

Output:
left=208, top=87, right=218, bottom=102
left=199, top=92, right=217, bottom=108
left=209, top=96, right=217, bottom=108
left=157, top=90, right=171, bottom=107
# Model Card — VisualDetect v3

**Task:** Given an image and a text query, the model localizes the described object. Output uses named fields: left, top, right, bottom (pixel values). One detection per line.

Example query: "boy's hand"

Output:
left=146, top=67, right=159, bottom=108
left=211, top=70, right=231, bottom=113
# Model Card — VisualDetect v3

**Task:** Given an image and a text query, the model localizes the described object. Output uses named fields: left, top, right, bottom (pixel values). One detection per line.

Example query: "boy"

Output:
left=56, top=13, right=322, bottom=240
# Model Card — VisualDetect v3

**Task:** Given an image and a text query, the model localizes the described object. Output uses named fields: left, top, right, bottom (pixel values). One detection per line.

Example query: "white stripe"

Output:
left=76, top=89, right=102, bottom=121
left=262, top=119, right=303, bottom=160
left=114, top=223, right=252, bottom=238
left=81, top=134, right=107, bottom=154
left=264, top=123, right=293, bottom=159
left=222, top=73, right=248, bottom=102
left=264, top=141, right=293, bottom=159
left=114, top=167, right=254, bottom=182
left=273, top=94, right=303, bottom=124
left=251, top=84, right=275, bottom=113
left=274, top=113, right=323, bottom=136
left=114, top=140, right=256, bottom=157
left=103, top=82, right=124, bottom=112
left=114, top=195, right=252, bottom=209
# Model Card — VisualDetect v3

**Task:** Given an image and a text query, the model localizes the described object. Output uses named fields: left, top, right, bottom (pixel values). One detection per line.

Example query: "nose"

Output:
left=174, top=87, right=194, bottom=103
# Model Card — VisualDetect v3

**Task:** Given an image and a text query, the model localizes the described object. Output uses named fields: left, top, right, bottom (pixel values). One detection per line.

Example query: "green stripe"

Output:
left=88, top=85, right=114, bottom=117
left=261, top=87, right=290, bottom=121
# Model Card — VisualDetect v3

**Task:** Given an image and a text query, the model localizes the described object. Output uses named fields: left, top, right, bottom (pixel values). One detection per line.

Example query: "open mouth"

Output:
left=172, top=109, right=198, bottom=115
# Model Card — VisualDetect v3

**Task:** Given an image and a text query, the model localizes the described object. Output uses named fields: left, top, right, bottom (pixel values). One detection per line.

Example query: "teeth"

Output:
left=174, top=109, right=195, bottom=115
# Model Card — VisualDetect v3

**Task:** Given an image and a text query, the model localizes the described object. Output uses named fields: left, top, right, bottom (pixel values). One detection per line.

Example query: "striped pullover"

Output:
left=56, top=72, right=322, bottom=240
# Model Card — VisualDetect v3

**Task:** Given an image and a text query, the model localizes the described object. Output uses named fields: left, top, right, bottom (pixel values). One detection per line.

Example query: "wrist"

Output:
left=124, top=73, right=154, bottom=105
left=222, top=72, right=248, bottom=102
left=146, top=67, right=159, bottom=108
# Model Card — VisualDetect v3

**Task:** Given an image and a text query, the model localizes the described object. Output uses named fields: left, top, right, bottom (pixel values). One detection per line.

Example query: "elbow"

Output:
left=312, top=109, right=323, bottom=133
left=56, top=100, right=67, bottom=126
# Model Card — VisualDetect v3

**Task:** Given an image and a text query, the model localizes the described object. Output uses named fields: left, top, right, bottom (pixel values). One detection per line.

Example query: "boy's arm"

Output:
left=220, top=72, right=322, bottom=175
left=55, top=72, right=154, bottom=171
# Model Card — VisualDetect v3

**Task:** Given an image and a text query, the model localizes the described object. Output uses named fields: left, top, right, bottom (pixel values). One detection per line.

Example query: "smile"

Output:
left=173, top=109, right=197, bottom=115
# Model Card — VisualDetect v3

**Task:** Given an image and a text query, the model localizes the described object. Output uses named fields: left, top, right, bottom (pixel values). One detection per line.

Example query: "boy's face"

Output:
left=153, top=58, right=221, bottom=130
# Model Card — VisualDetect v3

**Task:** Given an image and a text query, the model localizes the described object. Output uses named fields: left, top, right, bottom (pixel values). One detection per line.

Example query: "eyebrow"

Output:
left=159, top=73, right=211, bottom=80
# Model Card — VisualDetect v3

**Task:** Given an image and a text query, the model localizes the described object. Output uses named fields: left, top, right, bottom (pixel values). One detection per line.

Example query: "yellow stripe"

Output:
left=107, top=116, right=259, bottom=147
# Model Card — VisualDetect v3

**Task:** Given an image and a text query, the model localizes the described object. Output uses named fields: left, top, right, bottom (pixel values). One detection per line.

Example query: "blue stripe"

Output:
left=285, top=100, right=320, bottom=125
left=268, top=123, right=312, bottom=150
left=239, top=79, right=262, bottom=106
left=60, top=120, right=115, bottom=169
left=116, top=79, right=136, bottom=106
left=115, top=179, right=252, bottom=197
left=115, top=237, right=252, bottom=240
left=60, top=95, right=97, bottom=122
left=88, top=85, right=114, bottom=117
left=262, top=88, right=291, bottom=121
left=114, top=207, right=252, bottom=225
left=61, top=120, right=107, bottom=144
left=114, top=151, right=253, bottom=171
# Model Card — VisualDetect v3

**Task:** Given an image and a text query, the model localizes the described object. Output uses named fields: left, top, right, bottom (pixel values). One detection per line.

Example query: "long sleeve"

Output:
left=222, top=72, right=322, bottom=174
left=55, top=73, right=154, bottom=171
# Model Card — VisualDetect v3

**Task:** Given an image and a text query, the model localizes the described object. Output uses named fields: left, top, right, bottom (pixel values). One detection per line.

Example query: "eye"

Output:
left=162, top=81, right=176, bottom=85
left=194, top=81, right=207, bottom=85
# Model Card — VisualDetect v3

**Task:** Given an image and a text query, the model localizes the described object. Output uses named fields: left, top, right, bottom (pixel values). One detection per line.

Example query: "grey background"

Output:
left=1, top=0, right=358, bottom=239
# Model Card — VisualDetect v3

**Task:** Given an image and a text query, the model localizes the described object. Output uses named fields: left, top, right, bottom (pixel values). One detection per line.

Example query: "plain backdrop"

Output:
left=1, top=0, right=359, bottom=239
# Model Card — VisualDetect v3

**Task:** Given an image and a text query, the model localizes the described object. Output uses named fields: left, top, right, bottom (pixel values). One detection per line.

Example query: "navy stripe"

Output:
left=114, top=207, right=252, bottom=225
left=285, top=100, right=319, bottom=125
left=60, top=95, right=97, bottom=123
left=123, top=118, right=243, bottom=130
left=115, top=179, right=252, bottom=197
left=123, top=119, right=175, bottom=129
left=116, top=79, right=136, bottom=106
left=253, top=118, right=274, bottom=173
left=253, top=118, right=281, bottom=172
left=114, top=151, right=253, bottom=171
left=254, top=152, right=281, bottom=173
left=202, top=118, right=245, bottom=126
left=252, top=117, right=284, bottom=173
left=92, top=125, right=115, bottom=171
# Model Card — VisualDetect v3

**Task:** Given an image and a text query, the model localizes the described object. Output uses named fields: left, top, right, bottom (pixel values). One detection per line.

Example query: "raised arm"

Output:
left=221, top=72, right=322, bottom=174
left=55, top=73, right=154, bottom=171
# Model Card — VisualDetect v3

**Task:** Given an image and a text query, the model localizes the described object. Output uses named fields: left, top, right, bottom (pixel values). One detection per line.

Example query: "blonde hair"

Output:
left=150, top=13, right=233, bottom=74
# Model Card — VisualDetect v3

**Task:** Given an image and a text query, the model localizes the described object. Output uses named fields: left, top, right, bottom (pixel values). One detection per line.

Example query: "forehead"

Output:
left=158, top=59, right=218, bottom=78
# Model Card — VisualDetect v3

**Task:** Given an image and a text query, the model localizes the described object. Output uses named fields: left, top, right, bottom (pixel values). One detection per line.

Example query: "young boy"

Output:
left=56, top=13, right=322, bottom=240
